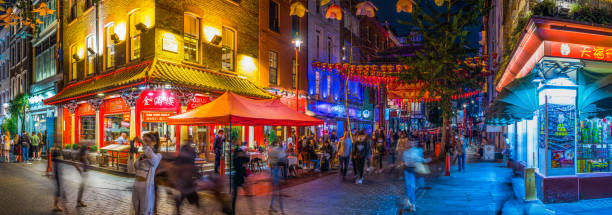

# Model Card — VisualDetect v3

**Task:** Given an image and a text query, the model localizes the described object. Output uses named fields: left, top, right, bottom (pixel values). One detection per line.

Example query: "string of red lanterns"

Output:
left=311, top=53, right=498, bottom=86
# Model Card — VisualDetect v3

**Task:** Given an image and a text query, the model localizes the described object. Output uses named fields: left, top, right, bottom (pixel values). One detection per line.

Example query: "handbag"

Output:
left=414, top=163, right=430, bottom=174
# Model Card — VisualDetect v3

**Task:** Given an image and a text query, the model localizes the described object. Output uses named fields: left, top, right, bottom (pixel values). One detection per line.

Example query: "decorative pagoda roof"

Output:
left=44, top=59, right=274, bottom=105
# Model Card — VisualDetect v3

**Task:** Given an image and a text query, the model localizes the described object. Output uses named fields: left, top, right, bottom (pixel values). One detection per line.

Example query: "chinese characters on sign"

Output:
left=550, top=42, right=612, bottom=62
left=143, top=112, right=173, bottom=122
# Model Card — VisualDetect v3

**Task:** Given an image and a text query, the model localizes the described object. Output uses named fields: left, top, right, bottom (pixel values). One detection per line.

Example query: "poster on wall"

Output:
left=551, top=150, right=574, bottom=168
left=547, top=104, right=575, bottom=168
left=538, top=107, right=546, bottom=148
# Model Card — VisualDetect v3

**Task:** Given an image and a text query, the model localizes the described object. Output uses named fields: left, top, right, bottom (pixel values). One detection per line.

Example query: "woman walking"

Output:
left=132, top=132, right=162, bottom=215
left=13, top=134, right=20, bottom=162
left=3, top=132, right=10, bottom=162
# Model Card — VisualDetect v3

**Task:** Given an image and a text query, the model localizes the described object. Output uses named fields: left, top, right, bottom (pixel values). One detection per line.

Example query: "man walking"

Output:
left=213, top=129, right=225, bottom=174
left=352, top=131, right=370, bottom=184
left=455, top=136, right=467, bottom=172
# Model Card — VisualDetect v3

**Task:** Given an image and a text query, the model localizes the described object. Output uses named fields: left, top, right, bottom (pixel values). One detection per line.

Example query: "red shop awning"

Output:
left=166, top=92, right=323, bottom=126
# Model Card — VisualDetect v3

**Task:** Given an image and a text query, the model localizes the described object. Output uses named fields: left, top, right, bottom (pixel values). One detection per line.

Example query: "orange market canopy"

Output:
left=166, top=92, right=323, bottom=126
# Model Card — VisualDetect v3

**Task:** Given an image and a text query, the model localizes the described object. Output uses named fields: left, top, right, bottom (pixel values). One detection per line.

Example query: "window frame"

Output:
left=268, top=0, right=280, bottom=33
left=269, top=51, right=278, bottom=85
left=183, top=13, right=201, bottom=63
left=86, top=35, right=95, bottom=76
left=129, top=11, right=142, bottom=61
left=104, top=23, right=115, bottom=69
left=221, top=26, right=237, bottom=72
left=70, top=44, right=78, bottom=81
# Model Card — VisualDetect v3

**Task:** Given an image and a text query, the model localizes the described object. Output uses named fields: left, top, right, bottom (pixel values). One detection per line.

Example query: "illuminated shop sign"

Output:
left=143, top=112, right=173, bottom=122
left=549, top=42, right=612, bottom=62
left=310, top=101, right=363, bottom=119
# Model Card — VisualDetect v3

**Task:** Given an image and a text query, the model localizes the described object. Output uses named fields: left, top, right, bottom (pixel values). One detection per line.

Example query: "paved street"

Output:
left=0, top=156, right=522, bottom=215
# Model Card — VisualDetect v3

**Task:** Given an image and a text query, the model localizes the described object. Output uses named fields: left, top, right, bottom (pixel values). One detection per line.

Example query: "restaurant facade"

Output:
left=489, top=16, right=612, bottom=203
left=45, top=0, right=273, bottom=154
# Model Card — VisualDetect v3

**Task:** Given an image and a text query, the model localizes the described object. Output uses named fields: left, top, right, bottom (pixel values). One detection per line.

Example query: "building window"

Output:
left=327, top=36, right=332, bottom=63
left=315, top=70, right=320, bottom=96
left=70, top=45, right=78, bottom=80
left=316, top=0, right=320, bottom=14
left=129, top=11, right=141, bottom=60
left=269, top=51, right=278, bottom=85
left=269, top=0, right=280, bottom=33
left=105, top=24, right=115, bottom=68
left=184, top=14, right=200, bottom=63
left=69, top=0, right=77, bottom=20
left=222, top=27, right=236, bottom=72
left=292, top=16, right=300, bottom=37
left=85, top=0, right=94, bottom=9
left=292, top=58, right=296, bottom=89
left=315, top=30, right=320, bottom=59
left=86, top=35, right=95, bottom=75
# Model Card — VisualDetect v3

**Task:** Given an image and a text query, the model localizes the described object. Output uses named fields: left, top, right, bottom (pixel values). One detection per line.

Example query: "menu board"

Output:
left=547, top=104, right=575, bottom=168
left=142, top=112, right=173, bottom=122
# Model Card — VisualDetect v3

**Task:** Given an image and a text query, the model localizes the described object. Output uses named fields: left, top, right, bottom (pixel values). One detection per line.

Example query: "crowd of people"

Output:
left=0, top=130, right=48, bottom=163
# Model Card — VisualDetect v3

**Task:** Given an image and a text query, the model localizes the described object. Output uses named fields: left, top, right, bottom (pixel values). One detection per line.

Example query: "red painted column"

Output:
left=244, top=126, right=250, bottom=146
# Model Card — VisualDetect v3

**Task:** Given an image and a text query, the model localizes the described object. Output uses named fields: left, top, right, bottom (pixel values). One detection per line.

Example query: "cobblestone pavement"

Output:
left=0, top=157, right=515, bottom=215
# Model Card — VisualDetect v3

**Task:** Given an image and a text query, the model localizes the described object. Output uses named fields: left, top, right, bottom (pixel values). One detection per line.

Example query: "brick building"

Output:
left=45, top=0, right=272, bottom=157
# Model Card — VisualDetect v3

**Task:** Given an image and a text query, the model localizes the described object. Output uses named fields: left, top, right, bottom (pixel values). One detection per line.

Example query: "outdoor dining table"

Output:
left=101, top=144, right=130, bottom=170
left=287, top=156, right=298, bottom=166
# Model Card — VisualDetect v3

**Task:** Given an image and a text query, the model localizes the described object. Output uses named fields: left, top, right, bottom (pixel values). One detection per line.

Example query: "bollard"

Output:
left=524, top=168, right=536, bottom=201
left=445, top=152, right=451, bottom=176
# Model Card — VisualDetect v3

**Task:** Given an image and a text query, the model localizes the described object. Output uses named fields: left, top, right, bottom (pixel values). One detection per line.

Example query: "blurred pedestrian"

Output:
left=320, top=140, right=334, bottom=171
left=42, top=131, right=47, bottom=156
left=51, top=144, right=64, bottom=211
left=455, top=136, right=467, bottom=172
left=13, top=134, right=20, bottom=162
left=20, top=131, right=31, bottom=162
left=374, top=134, right=386, bottom=173
left=231, top=147, right=252, bottom=215
left=401, top=140, right=430, bottom=212
left=213, top=129, right=225, bottom=174
left=268, top=142, right=286, bottom=212
left=2, top=132, right=9, bottom=162
left=337, top=132, right=352, bottom=179
left=74, top=145, right=89, bottom=207
left=132, top=132, right=162, bottom=215
left=128, top=137, right=143, bottom=174
left=352, top=131, right=370, bottom=184
left=30, top=132, right=40, bottom=160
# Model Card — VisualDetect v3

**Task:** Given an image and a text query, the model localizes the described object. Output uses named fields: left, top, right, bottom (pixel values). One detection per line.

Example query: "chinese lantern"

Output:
left=434, top=0, right=444, bottom=6
left=320, top=0, right=331, bottom=6
left=325, top=4, right=342, bottom=21
left=356, top=1, right=378, bottom=18
left=289, top=1, right=308, bottom=17
left=396, top=0, right=414, bottom=13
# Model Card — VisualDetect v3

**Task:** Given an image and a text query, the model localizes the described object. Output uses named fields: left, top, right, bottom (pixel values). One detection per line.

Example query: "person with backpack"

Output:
left=455, top=135, right=467, bottom=172
left=374, top=135, right=386, bottom=173
left=20, top=131, right=31, bottom=162
left=352, top=131, right=370, bottom=184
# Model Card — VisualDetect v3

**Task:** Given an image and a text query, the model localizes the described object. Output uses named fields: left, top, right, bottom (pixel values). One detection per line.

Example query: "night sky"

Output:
left=369, top=0, right=482, bottom=47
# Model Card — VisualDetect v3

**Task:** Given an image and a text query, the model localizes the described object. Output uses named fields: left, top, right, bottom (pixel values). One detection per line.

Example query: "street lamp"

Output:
left=292, top=38, right=302, bottom=112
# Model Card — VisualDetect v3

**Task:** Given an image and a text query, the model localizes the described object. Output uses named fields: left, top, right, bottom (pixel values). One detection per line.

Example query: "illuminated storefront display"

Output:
left=77, top=104, right=96, bottom=145
left=102, top=98, right=131, bottom=147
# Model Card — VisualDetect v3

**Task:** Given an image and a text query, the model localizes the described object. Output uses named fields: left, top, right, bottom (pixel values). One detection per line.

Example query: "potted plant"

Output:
left=98, top=149, right=110, bottom=167
left=62, top=144, right=72, bottom=160
left=71, top=144, right=80, bottom=161
left=88, top=146, right=99, bottom=165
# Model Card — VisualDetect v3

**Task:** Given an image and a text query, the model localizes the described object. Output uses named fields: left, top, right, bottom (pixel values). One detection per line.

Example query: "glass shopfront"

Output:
left=577, top=117, right=612, bottom=173
left=104, top=114, right=130, bottom=144
left=77, top=104, right=96, bottom=145
left=102, top=98, right=131, bottom=146
left=142, top=112, right=176, bottom=152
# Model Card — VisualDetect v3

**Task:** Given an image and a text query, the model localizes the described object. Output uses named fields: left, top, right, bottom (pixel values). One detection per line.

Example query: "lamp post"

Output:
left=292, top=38, right=301, bottom=155
left=292, top=38, right=302, bottom=112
